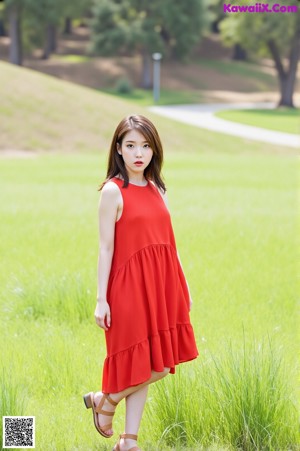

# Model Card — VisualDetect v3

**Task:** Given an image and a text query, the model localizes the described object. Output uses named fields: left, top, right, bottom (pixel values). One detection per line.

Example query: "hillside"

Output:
left=0, top=61, right=297, bottom=156
left=0, top=60, right=212, bottom=153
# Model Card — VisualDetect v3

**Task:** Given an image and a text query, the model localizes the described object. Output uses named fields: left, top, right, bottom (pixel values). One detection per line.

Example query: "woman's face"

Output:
left=117, top=129, right=153, bottom=176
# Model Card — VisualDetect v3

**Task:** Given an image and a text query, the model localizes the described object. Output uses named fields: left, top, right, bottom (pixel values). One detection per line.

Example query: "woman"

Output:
left=84, top=115, right=198, bottom=451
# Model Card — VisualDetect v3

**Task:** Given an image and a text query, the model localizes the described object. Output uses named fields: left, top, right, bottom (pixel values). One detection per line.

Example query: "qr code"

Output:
left=3, top=416, right=35, bottom=448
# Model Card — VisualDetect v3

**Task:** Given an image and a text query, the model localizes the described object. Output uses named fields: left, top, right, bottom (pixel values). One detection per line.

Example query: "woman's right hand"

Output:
left=94, top=300, right=111, bottom=331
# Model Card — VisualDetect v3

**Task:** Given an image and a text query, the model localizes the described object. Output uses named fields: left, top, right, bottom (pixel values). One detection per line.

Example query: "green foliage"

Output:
left=220, top=1, right=299, bottom=57
left=115, top=77, right=133, bottom=93
left=62, top=0, right=92, bottom=20
left=24, top=0, right=62, bottom=26
left=208, top=0, right=225, bottom=29
left=8, top=0, right=64, bottom=51
left=158, top=0, right=209, bottom=59
left=3, top=0, right=93, bottom=52
left=90, top=0, right=163, bottom=56
left=90, top=0, right=208, bottom=60
left=4, top=0, right=23, bottom=8
left=219, top=2, right=300, bottom=105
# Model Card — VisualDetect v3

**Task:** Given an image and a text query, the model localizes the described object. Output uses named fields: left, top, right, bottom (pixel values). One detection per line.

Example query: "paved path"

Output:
left=149, top=102, right=299, bottom=148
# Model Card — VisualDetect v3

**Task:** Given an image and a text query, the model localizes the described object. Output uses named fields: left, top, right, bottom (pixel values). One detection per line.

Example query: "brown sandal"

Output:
left=113, top=433, right=140, bottom=451
left=83, top=391, right=118, bottom=438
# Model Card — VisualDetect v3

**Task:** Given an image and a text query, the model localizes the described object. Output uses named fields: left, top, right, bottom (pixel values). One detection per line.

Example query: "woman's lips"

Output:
left=134, top=162, right=143, bottom=166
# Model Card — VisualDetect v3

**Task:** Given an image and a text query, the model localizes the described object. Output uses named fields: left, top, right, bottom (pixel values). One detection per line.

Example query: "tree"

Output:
left=6, top=0, right=23, bottom=65
left=220, top=1, right=300, bottom=107
left=232, top=44, right=247, bottom=61
left=3, top=0, right=61, bottom=61
left=24, top=0, right=63, bottom=59
left=3, top=0, right=94, bottom=63
left=0, top=3, right=7, bottom=37
left=90, top=0, right=208, bottom=88
left=63, top=0, right=93, bottom=34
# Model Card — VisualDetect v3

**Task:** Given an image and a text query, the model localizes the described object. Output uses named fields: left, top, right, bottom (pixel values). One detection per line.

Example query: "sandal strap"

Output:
left=94, top=393, right=117, bottom=414
left=96, top=408, right=114, bottom=416
left=100, top=422, right=112, bottom=432
left=107, top=394, right=118, bottom=406
left=120, top=433, right=138, bottom=440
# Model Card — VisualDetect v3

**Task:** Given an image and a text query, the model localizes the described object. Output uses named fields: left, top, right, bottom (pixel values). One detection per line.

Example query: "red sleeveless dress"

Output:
left=102, top=176, right=198, bottom=393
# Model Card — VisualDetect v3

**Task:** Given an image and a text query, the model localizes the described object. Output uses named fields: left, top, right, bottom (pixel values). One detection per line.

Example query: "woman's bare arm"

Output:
left=94, top=182, right=120, bottom=330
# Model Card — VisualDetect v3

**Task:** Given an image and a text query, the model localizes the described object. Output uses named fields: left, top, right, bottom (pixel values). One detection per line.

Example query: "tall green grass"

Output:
left=146, top=337, right=299, bottom=450
left=7, top=271, right=92, bottom=324
left=0, top=368, right=26, bottom=449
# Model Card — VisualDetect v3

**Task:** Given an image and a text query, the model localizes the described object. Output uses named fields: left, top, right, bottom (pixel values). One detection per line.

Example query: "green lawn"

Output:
left=215, top=108, right=300, bottom=135
left=101, top=87, right=204, bottom=106
left=53, top=54, right=92, bottom=63
left=0, top=150, right=298, bottom=450
left=196, top=59, right=278, bottom=91
left=0, top=60, right=299, bottom=450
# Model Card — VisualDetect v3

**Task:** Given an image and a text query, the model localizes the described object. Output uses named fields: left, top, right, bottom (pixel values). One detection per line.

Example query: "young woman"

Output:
left=83, top=115, right=198, bottom=451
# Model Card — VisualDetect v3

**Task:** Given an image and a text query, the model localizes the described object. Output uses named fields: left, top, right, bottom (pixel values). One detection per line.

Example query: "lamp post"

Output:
left=152, top=52, right=162, bottom=104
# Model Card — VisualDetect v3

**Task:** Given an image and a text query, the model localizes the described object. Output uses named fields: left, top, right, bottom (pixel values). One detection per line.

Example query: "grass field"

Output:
left=215, top=108, right=300, bottom=135
left=195, top=59, right=277, bottom=91
left=101, top=87, right=205, bottom=106
left=0, top=61, right=299, bottom=450
left=1, top=151, right=298, bottom=450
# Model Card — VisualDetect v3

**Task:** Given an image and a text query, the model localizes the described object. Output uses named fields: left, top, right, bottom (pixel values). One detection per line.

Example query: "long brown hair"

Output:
left=98, top=115, right=166, bottom=193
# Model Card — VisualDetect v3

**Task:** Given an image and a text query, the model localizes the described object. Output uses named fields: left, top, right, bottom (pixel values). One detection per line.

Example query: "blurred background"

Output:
left=0, top=0, right=299, bottom=109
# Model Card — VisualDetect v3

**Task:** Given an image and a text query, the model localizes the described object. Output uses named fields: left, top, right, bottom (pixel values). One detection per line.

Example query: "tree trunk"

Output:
left=232, top=44, right=247, bottom=61
left=49, top=24, right=57, bottom=52
left=267, top=25, right=300, bottom=108
left=8, top=2, right=22, bottom=65
left=42, top=24, right=56, bottom=59
left=211, top=19, right=220, bottom=34
left=64, top=17, right=72, bottom=35
left=279, top=23, right=300, bottom=107
left=0, top=18, right=7, bottom=37
left=278, top=75, right=295, bottom=108
left=141, top=51, right=152, bottom=89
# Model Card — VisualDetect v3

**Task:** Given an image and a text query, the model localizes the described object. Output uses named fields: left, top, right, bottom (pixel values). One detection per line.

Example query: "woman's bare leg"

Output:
left=118, top=386, right=149, bottom=450
left=94, top=368, right=170, bottom=436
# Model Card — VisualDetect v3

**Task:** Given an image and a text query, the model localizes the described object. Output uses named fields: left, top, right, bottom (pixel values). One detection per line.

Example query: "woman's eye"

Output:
left=125, top=143, right=150, bottom=149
